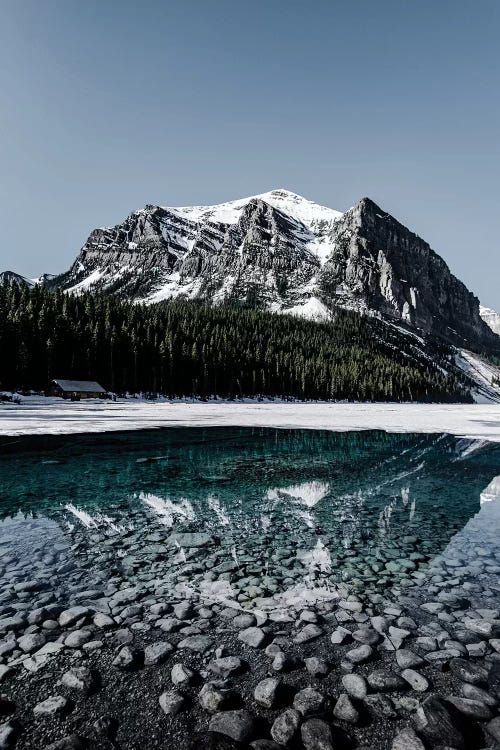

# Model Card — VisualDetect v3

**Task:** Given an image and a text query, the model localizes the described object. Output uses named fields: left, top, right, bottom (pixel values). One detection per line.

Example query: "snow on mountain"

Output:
left=45, top=188, right=497, bottom=357
left=5, top=187, right=499, bottom=396
left=480, top=305, right=500, bottom=336
left=171, top=189, right=344, bottom=267
left=0, top=272, right=56, bottom=287
left=282, top=297, right=332, bottom=322
left=455, top=349, right=500, bottom=404
left=172, top=188, right=342, bottom=232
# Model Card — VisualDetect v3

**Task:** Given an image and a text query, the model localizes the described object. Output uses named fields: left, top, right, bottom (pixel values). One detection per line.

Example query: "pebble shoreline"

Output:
left=3, top=508, right=500, bottom=750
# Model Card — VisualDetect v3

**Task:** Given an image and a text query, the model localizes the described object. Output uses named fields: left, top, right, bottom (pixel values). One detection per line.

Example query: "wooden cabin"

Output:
left=49, top=379, right=107, bottom=400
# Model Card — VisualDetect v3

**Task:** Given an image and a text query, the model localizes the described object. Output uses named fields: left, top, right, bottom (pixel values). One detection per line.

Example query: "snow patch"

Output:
left=268, top=480, right=330, bottom=508
left=66, top=269, right=103, bottom=294
left=170, top=189, right=343, bottom=233
left=64, top=503, right=126, bottom=533
left=284, top=297, right=331, bottom=322
left=455, top=349, right=500, bottom=404
left=480, top=475, right=500, bottom=505
left=207, top=493, right=231, bottom=526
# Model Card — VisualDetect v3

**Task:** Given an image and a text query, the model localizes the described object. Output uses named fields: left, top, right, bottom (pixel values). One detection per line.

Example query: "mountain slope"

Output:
left=455, top=349, right=500, bottom=404
left=319, top=198, right=498, bottom=351
left=0, top=281, right=475, bottom=402
left=46, top=189, right=499, bottom=356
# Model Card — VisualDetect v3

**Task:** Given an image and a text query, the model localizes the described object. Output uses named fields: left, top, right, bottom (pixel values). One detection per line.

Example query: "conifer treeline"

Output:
left=0, top=282, right=472, bottom=402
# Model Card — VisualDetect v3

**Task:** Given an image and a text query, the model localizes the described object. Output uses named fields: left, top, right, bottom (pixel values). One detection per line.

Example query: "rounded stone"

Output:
left=293, top=687, right=326, bottom=716
left=333, top=692, right=359, bottom=724
left=64, top=629, right=93, bottom=649
left=401, top=668, right=429, bottom=693
left=342, top=673, right=367, bottom=699
left=33, top=694, right=70, bottom=717
left=171, top=663, right=196, bottom=686
left=238, top=627, right=266, bottom=648
left=254, top=677, right=281, bottom=709
left=159, top=689, right=186, bottom=716
left=301, top=718, right=334, bottom=750
left=367, top=669, right=407, bottom=692
left=270, top=709, right=301, bottom=746
left=208, top=709, right=258, bottom=744
left=391, top=728, right=425, bottom=750
left=144, top=641, right=174, bottom=666
left=346, top=644, right=372, bottom=664
left=17, top=633, right=46, bottom=654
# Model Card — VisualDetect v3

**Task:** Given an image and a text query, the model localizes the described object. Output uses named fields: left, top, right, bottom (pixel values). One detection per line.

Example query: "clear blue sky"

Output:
left=1, top=0, right=499, bottom=308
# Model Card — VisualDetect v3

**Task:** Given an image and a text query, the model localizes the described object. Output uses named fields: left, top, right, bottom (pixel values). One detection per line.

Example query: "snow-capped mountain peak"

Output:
left=480, top=305, right=500, bottom=336
left=167, top=188, right=343, bottom=238
left=30, top=188, right=500, bottom=359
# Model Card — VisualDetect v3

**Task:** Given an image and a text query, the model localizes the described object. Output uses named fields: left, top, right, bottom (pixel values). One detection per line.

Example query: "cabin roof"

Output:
left=52, top=379, right=106, bottom=393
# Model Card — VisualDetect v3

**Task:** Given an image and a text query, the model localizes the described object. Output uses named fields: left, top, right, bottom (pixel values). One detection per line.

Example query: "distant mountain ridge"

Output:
left=0, top=271, right=34, bottom=286
left=480, top=306, right=500, bottom=336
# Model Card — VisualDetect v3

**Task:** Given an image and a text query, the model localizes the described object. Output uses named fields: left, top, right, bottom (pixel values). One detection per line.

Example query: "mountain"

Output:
left=480, top=305, right=500, bottom=336
left=3, top=189, right=500, bottom=402
left=0, top=271, right=34, bottom=286
left=0, top=271, right=55, bottom=287
left=46, top=189, right=499, bottom=354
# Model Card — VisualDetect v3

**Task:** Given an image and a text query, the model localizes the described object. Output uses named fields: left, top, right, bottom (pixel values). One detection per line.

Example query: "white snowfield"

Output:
left=1, top=399, right=500, bottom=442
left=480, top=305, right=500, bottom=336
left=171, top=188, right=343, bottom=233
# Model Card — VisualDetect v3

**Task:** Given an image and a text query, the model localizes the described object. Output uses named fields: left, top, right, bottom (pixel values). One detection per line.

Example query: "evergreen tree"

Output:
left=0, top=280, right=473, bottom=403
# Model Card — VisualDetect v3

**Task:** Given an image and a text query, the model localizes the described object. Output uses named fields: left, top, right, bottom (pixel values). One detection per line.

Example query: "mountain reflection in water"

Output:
left=0, top=427, right=499, bottom=610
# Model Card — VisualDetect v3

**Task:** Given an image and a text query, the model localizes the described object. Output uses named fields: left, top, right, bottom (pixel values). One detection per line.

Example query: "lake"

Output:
left=2, top=427, right=500, bottom=615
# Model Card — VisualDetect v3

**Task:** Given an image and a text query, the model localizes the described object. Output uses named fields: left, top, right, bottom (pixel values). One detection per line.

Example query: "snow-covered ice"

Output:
left=1, top=398, right=500, bottom=442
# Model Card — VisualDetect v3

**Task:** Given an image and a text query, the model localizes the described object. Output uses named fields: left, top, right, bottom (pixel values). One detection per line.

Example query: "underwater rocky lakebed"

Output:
left=2, top=427, right=500, bottom=750
left=1, top=427, right=500, bottom=616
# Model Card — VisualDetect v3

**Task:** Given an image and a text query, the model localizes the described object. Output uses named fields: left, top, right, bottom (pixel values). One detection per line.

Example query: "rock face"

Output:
left=321, top=198, right=499, bottom=350
left=45, top=189, right=500, bottom=353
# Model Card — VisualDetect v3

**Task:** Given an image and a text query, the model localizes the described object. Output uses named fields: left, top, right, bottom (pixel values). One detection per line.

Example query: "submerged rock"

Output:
left=169, top=533, right=216, bottom=548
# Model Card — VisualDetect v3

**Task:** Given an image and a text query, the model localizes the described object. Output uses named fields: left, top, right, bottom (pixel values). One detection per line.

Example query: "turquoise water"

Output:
left=1, top=428, right=500, bottom=608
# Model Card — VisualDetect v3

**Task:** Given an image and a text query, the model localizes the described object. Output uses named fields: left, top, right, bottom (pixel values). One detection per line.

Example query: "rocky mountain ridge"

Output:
left=41, top=189, right=498, bottom=354
left=3, top=190, right=500, bottom=358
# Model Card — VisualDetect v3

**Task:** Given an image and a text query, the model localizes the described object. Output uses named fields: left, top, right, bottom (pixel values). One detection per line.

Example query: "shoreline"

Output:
left=4, top=512, right=500, bottom=750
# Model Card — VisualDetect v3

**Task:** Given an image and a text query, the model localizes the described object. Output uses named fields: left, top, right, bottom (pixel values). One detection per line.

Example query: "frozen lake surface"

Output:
left=1, top=398, right=500, bottom=441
